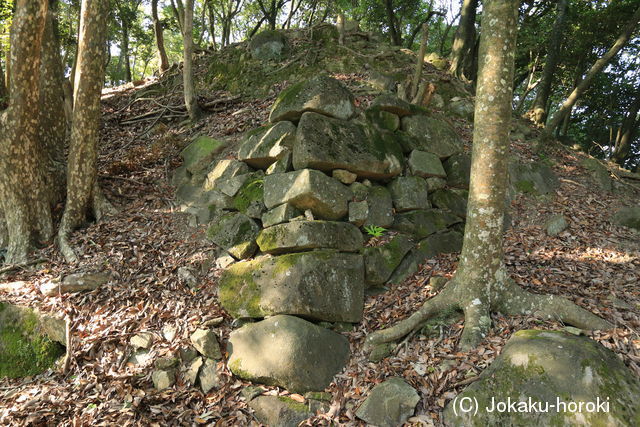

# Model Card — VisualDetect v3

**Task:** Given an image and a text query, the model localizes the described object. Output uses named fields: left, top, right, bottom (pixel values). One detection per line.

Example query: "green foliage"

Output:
left=364, top=225, right=387, bottom=237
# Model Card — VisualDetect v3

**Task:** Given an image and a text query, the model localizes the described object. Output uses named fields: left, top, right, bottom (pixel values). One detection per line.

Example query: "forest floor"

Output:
left=0, top=72, right=639, bottom=426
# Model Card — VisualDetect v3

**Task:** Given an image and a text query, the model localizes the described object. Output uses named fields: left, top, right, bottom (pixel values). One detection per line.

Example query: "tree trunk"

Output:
left=410, top=23, right=429, bottom=100
left=206, top=0, right=217, bottom=49
left=183, top=0, right=201, bottom=121
left=0, top=0, right=53, bottom=264
left=0, top=59, right=6, bottom=103
left=528, top=0, right=568, bottom=125
left=384, top=0, right=402, bottom=46
left=171, top=0, right=185, bottom=33
left=546, top=4, right=640, bottom=134
left=39, top=0, right=67, bottom=205
left=121, top=24, right=132, bottom=82
left=449, top=0, right=478, bottom=81
left=337, top=12, right=345, bottom=45
left=612, top=88, right=640, bottom=165
left=152, top=0, right=170, bottom=73
left=365, top=0, right=612, bottom=354
left=58, top=0, right=112, bottom=263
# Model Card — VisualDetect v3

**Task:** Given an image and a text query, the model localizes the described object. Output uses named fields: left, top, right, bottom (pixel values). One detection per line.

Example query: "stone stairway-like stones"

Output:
left=173, top=74, right=473, bottom=392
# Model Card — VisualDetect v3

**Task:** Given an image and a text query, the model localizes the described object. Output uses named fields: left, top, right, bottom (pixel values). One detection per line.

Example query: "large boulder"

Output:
left=430, top=189, right=468, bottom=219
left=263, top=169, right=350, bottom=220
left=401, top=114, right=463, bottom=159
left=388, top=176, right=431, bottom=212
left=227, top=315, right=350, bottom=392
left=408, top=150, right=446, bottom=178
left=292, top=112, right=403, bottom=180
left=443, top=153, right=471, bottom=189
left=612, top=206, right=640, bottom=230
left=369, top=94, right=413, bottom=117
left=219, top=250, right=364, bottom=322
left=180, top=136, right=226, bottom=174
left=207, top=213, right=260, bottom=259
left=392, top=209, right=461, bottom=238
left=256, top=221, right=363, bottom=254
left=443, top=330, right=640, bottom=426
left=509, top=161, right=559, bottom=195
left=237, top=121, right=296, bottom=169
left=249, top=29, right=286, bottom=61
left=355, top=377, right=420, bottom=427
left=269, top=75, right=356, bottom=123
left=363, top=235, right=414, bottom=286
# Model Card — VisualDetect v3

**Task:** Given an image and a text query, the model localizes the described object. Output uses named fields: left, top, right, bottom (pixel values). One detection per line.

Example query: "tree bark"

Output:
left=58, top=0, right=112, bottom=263
left=449, top=0, right=478, bottom=81
left=528, top=0, right=568, bottom=125
left=121, top=24, right=132, bottom=82
left=182, top=0, right=201, bottom=121
left=410, top=23, right=429, bottom=100
left=546, top=4, right=640, bottom=134
left=337, top=12, right=345, bottom=45
left=365, top=0, right=612, bottom=354
left=39, top=0, right=67, bottom=206
left=152, top=0, right=170, bottom=73
left=0, top=0, right=52, bottom=263
left=0, top=59, right=6, bottom=104
left=612, top=88, right=640, bottom=165
left=384, top=0, right=402, bottom=46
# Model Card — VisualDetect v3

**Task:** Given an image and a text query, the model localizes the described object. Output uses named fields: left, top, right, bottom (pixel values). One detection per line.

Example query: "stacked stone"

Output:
left=173, top=75, right=473, bottom=393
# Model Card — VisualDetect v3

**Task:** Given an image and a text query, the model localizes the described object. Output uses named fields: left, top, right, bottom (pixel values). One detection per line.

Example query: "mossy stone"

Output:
left=362, top=235, right=414, bottom=286
left=180, top=136, right=226, bottom=174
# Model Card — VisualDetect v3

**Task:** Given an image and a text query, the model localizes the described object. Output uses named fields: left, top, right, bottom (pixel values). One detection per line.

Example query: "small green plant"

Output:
left=364, top=225, right=387, bottom=237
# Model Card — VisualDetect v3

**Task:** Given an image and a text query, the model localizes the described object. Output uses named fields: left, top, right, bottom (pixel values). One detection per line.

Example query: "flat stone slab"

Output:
left=401, top=114, right=463, bottom=159
left=207, top=213, right=259, bottom=259
left=430, top=189, right=468, bottom=218
left=227, top=315, right=350, bottom=393
left=219, top=250, right=364, bottom=322
left=204, top=159, right=250, bottom=191
left=408, top=150, right=446, bottom=178
left=392, top=209, right=461, bottom=238
left=261, top=203, right=302, bottom=228
left=388, top=176, right=431, bottom=212
left=263, top=169, right=350, bottom=220
left=443, top=330, right=640, bottom=426
left=292, top=112, right=403, bottom=179
left=269, top=75, right=356, bottom=123
left=256, top=221, right=363, bottom=254
left=238, top=121, right=296, bottom=169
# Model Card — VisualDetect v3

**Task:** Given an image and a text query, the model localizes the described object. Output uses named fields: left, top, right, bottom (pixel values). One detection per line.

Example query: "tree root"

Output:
left=365, top=277, right=614, bottom=353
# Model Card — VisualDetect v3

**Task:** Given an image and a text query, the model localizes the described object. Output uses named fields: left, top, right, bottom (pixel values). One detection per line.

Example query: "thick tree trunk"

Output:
left=0, top=0, right=52, bottom=264
left=612, top=89, right=640, bottom=165
left=171, top=0, right=185, bottom=33
left=528, top=0, right=568, bottom=125
left=449, top=0, right=478, bottom=81
left=337, top=13, right=345, bottom=46
left=58, top=0, right=112, bottom=263
left=384, top=0, right=402, bottom=46
left=0, top=60, right=6, bottom=103
left=183, top=0, right=202, bottom=121
left=121, top=24, right=132, bottom=82
left=546, top=4, right=640, bottom=134
left=206, top=0, right=217, bottom=49
left=365, top=0, right=612, bottom=354
left=152, top=0, right=170, bottom=73
left=39, top=1, right=67, bottom=205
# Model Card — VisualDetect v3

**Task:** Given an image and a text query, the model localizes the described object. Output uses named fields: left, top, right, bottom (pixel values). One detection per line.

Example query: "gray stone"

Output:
left=162, top=324, right=177, bottom=342
left=171, top=165, right=190, bottom=187
left=152, top=369, right=175, bottom=390
left=612, top=206, right=640, bottom=230
left=355, top=377, right=420, bottom=427
left=40, top=271, right=111, bottom=297
left=365, top=186, right=394, bottom=227
left=263, top=169, right=350, bottom=220
left=216, top=173, right=252, bottom=197
left=219, top=251, right=364, bottom=322
left=128, top=350, right=153, bottom=366
left=364, top=108, right=400, bottom=131
left=130, top=332, right=154, bottom=349
left=179, top=346, right=199, bottom=363
left=443, top=153, right=471, bottom=189
left=256, top=221, right=363, bottom=254
left=545, top=214, right=569, bottom=236
left=238, top=121, right=296, bottom=169
left=408, top=150, right=446, bottom=178
left=292, top=112, right=403, bottom=180
left=269, top=75, right=356, bottom=123
left=426, top=177, right=447, bottom=192
left=363, top=235, right=414, bottom=286
left=389, top=230, right=463, bottom=283
left=155, top=356, right=179, bottom=370
left=509, top=161, right=559, bottom=195
left=401, top=114, right=463, bottom=159
left=249, top=395, right=328, bottom=427
left=332, top=169, right=357, bottom=184
left=266, top=151, right=292, bottom=175
left=232, top=176, right=265, bottom=218
left=369, top=94, right=413, bottom=117
left=388, top=176, right=431, bottom=212
left=443, top=330, right=640, bottom=427
left=227, top=315, right=350, bottom=393
left=249, top=29, right=286, bottom=61
left=261, top=204, right=302, bottom=228
left=177, top=266, right=198, bottom=288
left=447, top=97, right=474, bottom=120
left=349, top=201, right=369, bottom=226
left=207, top=213, right=259, bottom=260
left=199, top=358, right=221, bottom=393
left=430, top=189, right=468, bottom=218
left=181, top=136, right=226, bottom=174
left=184, top=356, right=203, bottom=385
left=204, top=159, right=251, bottom=191
left=190, top=328, right=222, bottom=359
left=391, top=209, right=461, bottom=238
left=581, top=158, right=613, bottom=192
left=215, top=252, right=236, bottom=269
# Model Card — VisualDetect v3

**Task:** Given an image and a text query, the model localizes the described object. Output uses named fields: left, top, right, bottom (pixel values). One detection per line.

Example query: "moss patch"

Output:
left=233, top=178, right=264, bottom=213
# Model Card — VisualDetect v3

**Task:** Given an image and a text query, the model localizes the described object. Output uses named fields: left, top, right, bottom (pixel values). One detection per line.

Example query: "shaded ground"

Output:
left=1, top=63, right=639, bottom=425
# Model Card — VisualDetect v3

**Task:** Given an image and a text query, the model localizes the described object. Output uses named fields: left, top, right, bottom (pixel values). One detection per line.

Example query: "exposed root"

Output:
left=365, top=277, right=614, bottom=354
left=57, top=230, right=78, bottom=263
